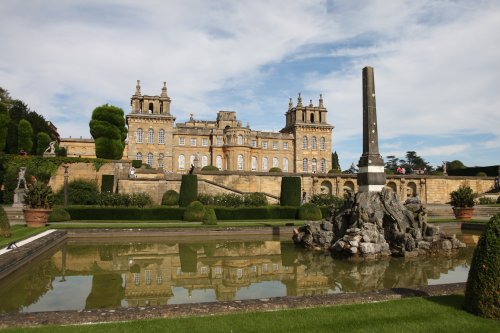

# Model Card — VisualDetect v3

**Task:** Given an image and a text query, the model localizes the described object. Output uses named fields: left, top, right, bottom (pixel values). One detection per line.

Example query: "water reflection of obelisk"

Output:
left=357, top=67, right=386, bottom=192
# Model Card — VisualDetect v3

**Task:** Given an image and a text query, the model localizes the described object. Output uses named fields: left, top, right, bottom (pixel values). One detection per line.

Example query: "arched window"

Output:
left=158, top=129, right=165, bottom=144
left=237, top=135, right=243, bottom=145
left=178, top=155, right=185, bottom=170
left=136, top=152, right=142, bottom=161
left=148, top=102, right=154, bottom=114
left=320, top=137, right=325, bottom=150
left=320, top=158, right=326, bottom=173
left=216, top=155, right=222, bottom=170
left=303, top=158, right=308, bottom=172
left=148, top=129, right=154, bottom=144
left=251, top=156, right=257, bottom=171
left=136, top=128, right=143, bottom=143
left=283, top=158, right=289, bottom=172
left=303, top=136, right=308, bottom=149
left=262, top=157, right=268, bottom=171
left=237, top=154, right=244, bottom=170
left=272, top=157, right=279, bottom=168
left=312, top=158, right=317, bottom=173
left=312, top=136, right=317, bottom=150
left=202, top=155, right=208, bottom=167
left=147, top=153, right=153, bottom=166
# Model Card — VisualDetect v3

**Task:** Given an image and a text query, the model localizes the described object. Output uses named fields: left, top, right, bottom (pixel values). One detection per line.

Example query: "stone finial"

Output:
left=319, top=94, right=324, bottom=108
left=135, top=80, right=141, bottom=95
left=297, top=92, right=302, bottom=107
left=189, top=113, right=194, bottom=120
left=288, top=97, right=293, bottom=110
left=161, top=81, right=168, bottom=97
left=309, top=99, right=313, bottom=107
left=246, top=122, right=250, bottom=128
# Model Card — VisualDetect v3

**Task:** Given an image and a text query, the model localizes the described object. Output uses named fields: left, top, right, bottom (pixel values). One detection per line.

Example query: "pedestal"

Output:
left=12, top=188, right=27, bottom=208
left=43, top=152, right=56, bottom=157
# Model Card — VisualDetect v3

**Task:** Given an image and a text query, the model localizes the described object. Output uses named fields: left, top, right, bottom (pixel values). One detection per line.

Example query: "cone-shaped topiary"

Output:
left=179, top=175, right=198, bottom=207
left=464, top=213, right=500, bottom=319
left=280, top=176, right=301, bottom=206
left=162, top=190, right=179, bottom=206
left=203, top=206, right=217, bottom=225
left=48, top=207, right=71, bottom=222
left=298, top=203, right=322, bottom=220
left=0, top=206, right=12, bottom=238
left=183, top=201, right=205, bottom=222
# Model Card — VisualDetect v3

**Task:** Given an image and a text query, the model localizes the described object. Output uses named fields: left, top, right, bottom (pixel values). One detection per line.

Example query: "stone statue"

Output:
left=16, top=167, right=27, bottom=189
left=43, top=141, right=57, bottom=157
left=442, top=161, right=447, bottom=174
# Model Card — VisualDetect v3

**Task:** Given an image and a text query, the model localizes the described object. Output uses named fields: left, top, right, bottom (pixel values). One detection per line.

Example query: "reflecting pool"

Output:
left=0, top=225, right=480, bottom=313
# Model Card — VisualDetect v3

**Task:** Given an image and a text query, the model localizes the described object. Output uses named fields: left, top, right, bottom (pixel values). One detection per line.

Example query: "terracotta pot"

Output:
left=23, top=208, right=52, bottom=228
left=452, top=207, right=474, bottom=220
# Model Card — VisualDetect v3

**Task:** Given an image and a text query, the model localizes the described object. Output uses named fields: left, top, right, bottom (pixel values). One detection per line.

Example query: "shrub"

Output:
left=478, top=197, right=496, bottom=205
left=25, top=181, right=54, bottom=209
left=243, top=192, right=268, bottom=207
left=96, top=192, right=153, bottom=207
left=476, top=172, right=487, bottom=177
left=269, top=167, right=282, bottom=173
left=203, top=206, right=217, bottom=225
left=213, top=206, right=298, bottom=220
left=464, top=213, right=500, bottom=319
left=298, top=203, right=322, bottom=220
left=214, top=193, right=243, bottom=207
left=55, top=179, right=99, bottom=205
left=179, top=174, right=198, bottom=207
left=280, top=176, right=301, bottom=206
left=65, top=206, right=185, bottom=220
left=0, top=206, right=11, bottom=237
left=197, top=193, right=214, bottom=205
left=450, top=185, right=476, bottom=208
left=131, top=160, right=142, bottom=168
left=130, top=193, right=153, bottom=208
left=183, top=201, right=205, bottom=222
left=201, top=165, right=219, bottom=171
left=162, top=190, right=179, bottom=206
left=48, top=207, right=71, bottom=222
left=310, top=194, right=344, bottom=208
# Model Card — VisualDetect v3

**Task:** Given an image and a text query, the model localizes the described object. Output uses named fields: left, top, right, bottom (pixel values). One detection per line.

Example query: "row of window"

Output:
left=136, top=152, right=164, bottom=167
left=303, top=136, right=326, bottom=150
left=136, top=128, right=165, bottom=144
left=302, top=158, right=327, bottom=173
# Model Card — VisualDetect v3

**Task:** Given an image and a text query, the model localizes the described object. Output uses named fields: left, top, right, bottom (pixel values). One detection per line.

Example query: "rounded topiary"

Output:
left=280, top=176, right=301, bottom=206
left=162, top=190, right=179, bottom=206
left=48, top=207, right=71, bottom=222
left=0, top=206, right=12, bottom=238
left=179, top=174, right=198, bottom=207
left=183, top=201, right=205, bottom=222
left=298, top=203, right=322, bottom=220
left=464, top=213, right=500, bottom=319
left=269, top=167, right=282, bottom=173
left=201, top=165, right=219, bottom=171
left=203, top=206, right=217, bottom=225
left=131, top=160, right=142, bottom=168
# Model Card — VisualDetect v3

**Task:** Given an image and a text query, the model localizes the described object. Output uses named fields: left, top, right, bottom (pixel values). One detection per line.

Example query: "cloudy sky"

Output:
left=1, top=0, right=499, bottom=169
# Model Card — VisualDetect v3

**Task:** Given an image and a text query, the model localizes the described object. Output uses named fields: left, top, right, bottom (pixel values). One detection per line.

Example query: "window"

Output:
left=133, top=273, right=140, bottom=285
left=251, top=265, right=257, bottom=273
left=157, top=272, right=163, bottom=285
left=237, top=154, right=244, bottom=170
left=145, top=270, right=152, bottom=285
left=200, top=266, right=208, bottom=274
left=251, top=140, right=257, bottom=148
left=136, top=128, right=143, bottom=143
left=191, top=138, right=197, bottom=146
left=147, top=153, right=153, bottom=166
left=202, top=155, right=208, bottom=167
left=262, top=263, right=268, bottom=272
left=310, top=113, right=315, bottom=123
left=178, top=155, right=185, bottom=170
left=303, top=158, right=308, bottom=172
left=303, top=136, right=308, bottom=149
left=214, top=267, right=222, bottom=275
left=148, top=129, right=154, bottom=144
left=136, top=152, right=142, bottom=161
left=312, top=136, right=317, bottom=150
left=283, top=158, right=289, bottom=172
left=251, top=156, right=257, bottom=171
left=283, top=142, right=288, bottom=150
left=321, top=158, right=326, bottom=173
left=237, top=135, right=243, bottom=145
left=159, top=129, right=165, bottom=144
left=217, top=137, right=223, bottom=146
left=272, top=157, right=278, bottom=168
left=312, top=158, right=317, bottom=173
left=263, top=141, right=268, bottom=149
left=262, top=157, right=268, bottom=171
left=216, top=155, right=222, bottom=170
left=179, top=137, right=185, bottom=145
left=272, top=141, right=278, bottom=150
left=236, top=268, right=243, bottom=278
left=202, top=138, right=208, bottom=146
left=320, top=137, right=325, bottom=150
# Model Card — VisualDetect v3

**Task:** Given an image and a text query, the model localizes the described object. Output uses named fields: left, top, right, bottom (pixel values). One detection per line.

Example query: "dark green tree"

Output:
left=385, top=155, right=400, bottom=173
left=331, top=151, right=340, bottom=171
left=36, top=132, right=51, bottom=155
left=17, top=119, right=33, bottom=153
left=401, top=151, right=431, bottom=171
left=0, top=104, right=9, bottom=153
left=89, top=104, right=127, bottom=159
left=447, top=160, right=466, bottom=170
left=6, top=121, right=18, bottom=154
left=179, top=174, right=198, bottom=207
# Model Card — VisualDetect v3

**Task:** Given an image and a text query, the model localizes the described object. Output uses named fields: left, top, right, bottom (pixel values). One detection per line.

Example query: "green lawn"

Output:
left=0, top=295, right=497, bottom=333
left=0, top=225, right=49, bottom=248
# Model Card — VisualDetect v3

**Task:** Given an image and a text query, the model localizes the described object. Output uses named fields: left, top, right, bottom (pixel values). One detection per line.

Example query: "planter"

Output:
left=453, top=207, right=474, bottom=220
left=23, top=208, right=52, bottom=228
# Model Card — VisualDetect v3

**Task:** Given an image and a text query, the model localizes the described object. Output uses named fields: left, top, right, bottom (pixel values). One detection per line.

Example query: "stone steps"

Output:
left=2, top=206, right=25, bottom=225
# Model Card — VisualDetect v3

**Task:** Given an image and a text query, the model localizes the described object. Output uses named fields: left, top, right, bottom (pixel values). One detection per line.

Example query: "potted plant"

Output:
left=450, top=184, right=476, bottom=220
left=23, top=181, right=55, bottom=227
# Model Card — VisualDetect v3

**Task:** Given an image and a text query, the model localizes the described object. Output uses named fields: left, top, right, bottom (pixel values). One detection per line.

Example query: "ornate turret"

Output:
left=161, top=81, right=168, bottom=97
left=135, top=80, right=141, bottom=96
left=319, top=94, right=324, bottom=108
left=297, top=93, right=303, bottom=107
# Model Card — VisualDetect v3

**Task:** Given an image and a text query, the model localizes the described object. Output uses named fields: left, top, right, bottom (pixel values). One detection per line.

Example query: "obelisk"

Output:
left=357, top=66, right=386, bottom=192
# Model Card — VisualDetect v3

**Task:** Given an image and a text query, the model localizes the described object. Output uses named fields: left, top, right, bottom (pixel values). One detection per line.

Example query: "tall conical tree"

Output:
left=17, top=119, right=33, bottom=153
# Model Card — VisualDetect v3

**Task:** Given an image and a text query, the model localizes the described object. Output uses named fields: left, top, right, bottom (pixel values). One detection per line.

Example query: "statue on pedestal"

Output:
left=43, top=141, right=57, bottom=157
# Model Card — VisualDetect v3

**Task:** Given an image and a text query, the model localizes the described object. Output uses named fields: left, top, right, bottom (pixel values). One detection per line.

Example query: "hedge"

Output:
left=179, top=174, right=198, bottom=207
left=280, top=176, right=301, bottom=206
left=213, top=206, right=298, bottom=220
left=65, top=206, right=185, bottom=220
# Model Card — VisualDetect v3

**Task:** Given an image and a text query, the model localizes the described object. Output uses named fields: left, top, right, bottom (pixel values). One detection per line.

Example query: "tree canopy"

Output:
left=89, top=104, right=127, bottom=160
left=385, top=151, right=433, bottom=174
left=17, top=119, right=33, bottom=152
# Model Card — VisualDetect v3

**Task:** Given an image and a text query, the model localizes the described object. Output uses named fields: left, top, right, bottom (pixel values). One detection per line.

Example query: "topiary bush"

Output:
left=243, top=192, right=268, bottom=207
left=280, top=176, right=301, bottom=206
left=183, top=201, right=205, bottom=222
left=55, top=179, right=99, bottom=205
left=0, top=206, right=11, bottom=237
left=162, top=190, right=179, bottom=206
left=203, top=206, right=217, bottom=225
left=464, top=213, right=500, bottom=319
left=310, top=194, right=344, bottom=208
left=201, top=165, right=219, bottom=171
left=269, top=167, right=282, bottom=173
left=179, top=174, right=198, bottom=207
left=298, top=203, right=322, bottom=220
left=48, top=207, right=71, bottom=222
left=131, top=160, right=142, bottom=168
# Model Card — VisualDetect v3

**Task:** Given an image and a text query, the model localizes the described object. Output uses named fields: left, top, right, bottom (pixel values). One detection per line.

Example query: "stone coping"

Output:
left=0, top=283, right=466, bottom=329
